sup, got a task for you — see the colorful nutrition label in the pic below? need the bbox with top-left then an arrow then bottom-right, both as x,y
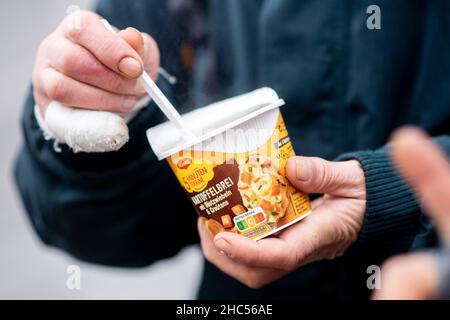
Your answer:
233,207 -> 266,232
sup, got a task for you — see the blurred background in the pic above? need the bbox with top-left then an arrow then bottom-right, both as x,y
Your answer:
0,0 -> 202,299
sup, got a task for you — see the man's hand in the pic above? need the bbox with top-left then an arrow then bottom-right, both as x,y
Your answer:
373,127 -> 450,300
32,10 -> 160,117
198,157 -> 366,289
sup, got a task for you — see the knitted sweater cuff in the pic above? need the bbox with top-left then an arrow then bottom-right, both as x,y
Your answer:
337,148 -> 421,253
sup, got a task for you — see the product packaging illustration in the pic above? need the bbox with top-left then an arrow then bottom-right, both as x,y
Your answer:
147,88 -> 311,240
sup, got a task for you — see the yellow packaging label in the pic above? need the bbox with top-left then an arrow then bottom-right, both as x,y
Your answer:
168,112 -> 311,240
177,161 -> 215,193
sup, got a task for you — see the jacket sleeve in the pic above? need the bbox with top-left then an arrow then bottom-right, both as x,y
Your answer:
338,136 -> 450,257
13,0 -> 198,268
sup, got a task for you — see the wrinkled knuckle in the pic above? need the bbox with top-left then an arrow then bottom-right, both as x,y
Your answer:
110,77 -> 132,95
59,51 -> 78,73
351,160 -> 365,184
65,11 -> 96,41
283,252 -> 297,271
313,158 -> 331,190
242,246 -> 262,266
123,96 -> 138,110
134,82 -> 146,96
99,43 -> 126,66
78,56 -> 104,80
242,252 -> 258,266
289,250 -> 303,270
109,79 -> 124,94
47,74 -> 66,101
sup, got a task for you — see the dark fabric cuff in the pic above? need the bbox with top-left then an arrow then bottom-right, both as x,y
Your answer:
337,148 -> 422,254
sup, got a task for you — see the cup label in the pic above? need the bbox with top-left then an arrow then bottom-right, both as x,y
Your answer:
168,112 -> 311,240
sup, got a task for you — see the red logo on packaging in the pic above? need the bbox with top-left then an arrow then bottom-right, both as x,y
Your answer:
177,158 -> 192,170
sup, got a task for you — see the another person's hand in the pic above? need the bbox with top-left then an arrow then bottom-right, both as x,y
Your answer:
198,157 -> 366,288
373,127 -> 450,300
32,10 -> 160,117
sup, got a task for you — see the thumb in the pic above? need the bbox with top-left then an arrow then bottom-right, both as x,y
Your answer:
286,156 -> 365,197
119,28 -> 160,81
372,253 -> 438,300
390,127 -> 450,243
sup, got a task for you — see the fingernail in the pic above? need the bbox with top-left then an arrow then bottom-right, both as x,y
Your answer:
126,27 -> 143,38
118,57 -> 142,78
126,27 -> 144,45
295,157 -> 312,181
215,238 -> 231,255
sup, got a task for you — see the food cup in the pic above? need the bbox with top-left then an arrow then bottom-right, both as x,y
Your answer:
147,88 -> 311,240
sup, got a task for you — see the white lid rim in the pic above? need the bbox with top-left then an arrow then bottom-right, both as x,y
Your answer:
149,99 -> 286,160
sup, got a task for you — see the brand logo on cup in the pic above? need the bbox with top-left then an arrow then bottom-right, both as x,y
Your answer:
177,158 -> 192,170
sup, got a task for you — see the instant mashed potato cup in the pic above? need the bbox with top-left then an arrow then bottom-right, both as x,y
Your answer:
147,88 -> 311,240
